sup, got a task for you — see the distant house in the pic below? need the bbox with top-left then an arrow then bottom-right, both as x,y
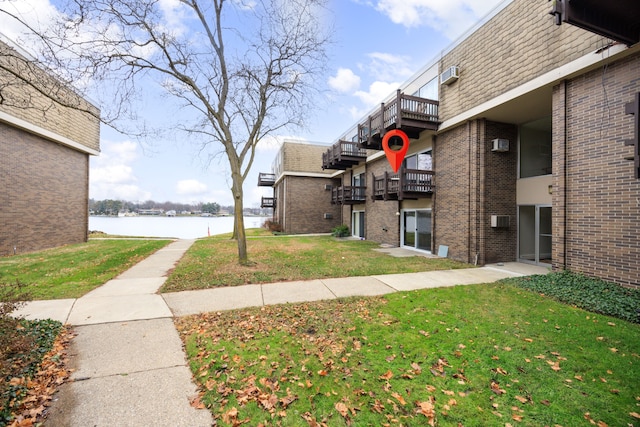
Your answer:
0,38 -> 100,255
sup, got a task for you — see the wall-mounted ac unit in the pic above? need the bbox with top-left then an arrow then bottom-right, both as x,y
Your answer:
491,138 -> 509,152
323,213 -> 333,219
491,215 -> 510,228
440,66 -> 459,85
324,184 -> 332,191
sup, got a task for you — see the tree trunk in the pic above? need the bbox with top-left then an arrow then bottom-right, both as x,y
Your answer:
230,169 -> 248,264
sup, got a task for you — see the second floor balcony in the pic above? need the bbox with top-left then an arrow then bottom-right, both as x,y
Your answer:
322,140 -> 367,170
358,89 -> 439,150
331,186 -> 367,205
258,173 -> 276,187
372,169 -> 434,201
260,197 -> 276,208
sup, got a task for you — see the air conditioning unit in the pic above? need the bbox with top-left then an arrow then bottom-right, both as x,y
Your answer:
323,213 -> 333,219
324,184 -> 332,191
491,138 -> 509,152
440,66 -> 459,85
491,215 -> 510,228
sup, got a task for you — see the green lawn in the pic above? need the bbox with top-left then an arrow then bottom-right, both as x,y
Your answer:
161,233 -> 470,292
176,282 -> 640,426
0,239 -> 171,300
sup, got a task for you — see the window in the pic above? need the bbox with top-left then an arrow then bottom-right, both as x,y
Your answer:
413,77 -> 438,101
404,150 -> 432,170
519,117 -> 552,178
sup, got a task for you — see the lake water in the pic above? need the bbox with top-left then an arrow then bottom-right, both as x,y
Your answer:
89,215 -> 267,239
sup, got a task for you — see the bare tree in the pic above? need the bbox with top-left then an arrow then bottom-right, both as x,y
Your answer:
0,0 -> 330,264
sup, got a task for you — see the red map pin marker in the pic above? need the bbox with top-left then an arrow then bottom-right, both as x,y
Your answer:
382,129 -> 410,173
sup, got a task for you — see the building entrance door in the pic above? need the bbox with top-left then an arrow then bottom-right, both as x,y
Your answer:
518,205 -> 552,264
402,210 -> 431,252
352,211 -> 364,238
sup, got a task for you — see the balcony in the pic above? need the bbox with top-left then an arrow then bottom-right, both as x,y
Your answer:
372,169 -> 434,201
331,186 -> 367,205
258,173 -> 276,187
358,89 -> 439,150
260,197 -> 276,208
322,140 -> 368,170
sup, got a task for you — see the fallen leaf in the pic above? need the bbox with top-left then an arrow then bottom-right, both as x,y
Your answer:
630,412 -> 640,419
379,370 -> 393,380
515,395 -> 528,404
391,392 -> 407,405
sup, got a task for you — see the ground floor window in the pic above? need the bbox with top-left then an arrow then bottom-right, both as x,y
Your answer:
518,205 -> 552,264
352,211 -> 365,238
401,209 -> 431,252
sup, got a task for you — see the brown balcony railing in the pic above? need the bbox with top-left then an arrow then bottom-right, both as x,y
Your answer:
372,169 -> 434,200
358,89 -> 439,149
260,197 -> 276,208
322,140 -> 367,170
331,186 -> 367,205
258,173 -> 276,186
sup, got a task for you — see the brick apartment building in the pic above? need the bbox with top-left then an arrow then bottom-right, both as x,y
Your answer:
0,38 -> 100,255
260,0 -> 639,287
259,141 -> 341,234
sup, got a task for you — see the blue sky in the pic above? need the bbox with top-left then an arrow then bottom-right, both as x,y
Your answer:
1,0 -> 506,208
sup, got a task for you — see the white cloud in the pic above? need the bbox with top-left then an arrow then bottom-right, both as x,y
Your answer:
90,140 -> 152,201
354,80 -> 400,108
365,52 -> 413,82
328,68 -> 361,93
373,0 -> 505,39
176,179 -> 208,195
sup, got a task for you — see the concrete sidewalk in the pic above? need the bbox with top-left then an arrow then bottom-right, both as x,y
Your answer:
13,240 -> 549,427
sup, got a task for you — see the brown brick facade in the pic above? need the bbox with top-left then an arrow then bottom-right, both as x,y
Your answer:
273,175 -> 341,234
439,0 -> 607,122
366,158 -> 400,246
552,53 -> 640,287
0,123 -> 89,255
0,40 -> 100,151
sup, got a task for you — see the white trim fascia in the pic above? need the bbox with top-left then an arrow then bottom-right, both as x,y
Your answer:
438,43 -> 634,132
274,170 -> 337,185
0,110 -> 100,156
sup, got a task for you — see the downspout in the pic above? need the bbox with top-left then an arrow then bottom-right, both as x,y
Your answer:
467,121 -> 472,263
563,80 -> 568,271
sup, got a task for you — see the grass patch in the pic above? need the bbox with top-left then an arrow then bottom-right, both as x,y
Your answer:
0,239 -> 171,300
162,234 -> 469,292
176,283 -> 640,426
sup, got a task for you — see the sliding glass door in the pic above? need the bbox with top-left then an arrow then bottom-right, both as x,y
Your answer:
402,210 -> 432,252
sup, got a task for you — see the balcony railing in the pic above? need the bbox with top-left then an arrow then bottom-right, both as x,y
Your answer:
372,169 -> 434,200
258,173 -> 276,187
331,186 -> 367,205
358,89 -> 439,149
260,197 -> 276,208
322,140 -> 367,170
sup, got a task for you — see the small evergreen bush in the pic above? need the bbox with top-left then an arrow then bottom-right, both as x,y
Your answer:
331,224 -> 350,237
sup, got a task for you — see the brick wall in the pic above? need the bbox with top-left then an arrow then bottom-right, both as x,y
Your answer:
433,119 -> 517,264
282,143 -> 330,174
554,52 -> 640,287
0,40 -> 100,151
280,176 -> 340,234
433,124 -> 471,261
367,158 -> 400,246
439,0 -> 607,122
482,121 -> 518,264
0,123 -> 89,255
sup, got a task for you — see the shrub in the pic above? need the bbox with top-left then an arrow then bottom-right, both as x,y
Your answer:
262,220 -> 282,233
504,270 -> 640,323
331,224 -> 350,237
